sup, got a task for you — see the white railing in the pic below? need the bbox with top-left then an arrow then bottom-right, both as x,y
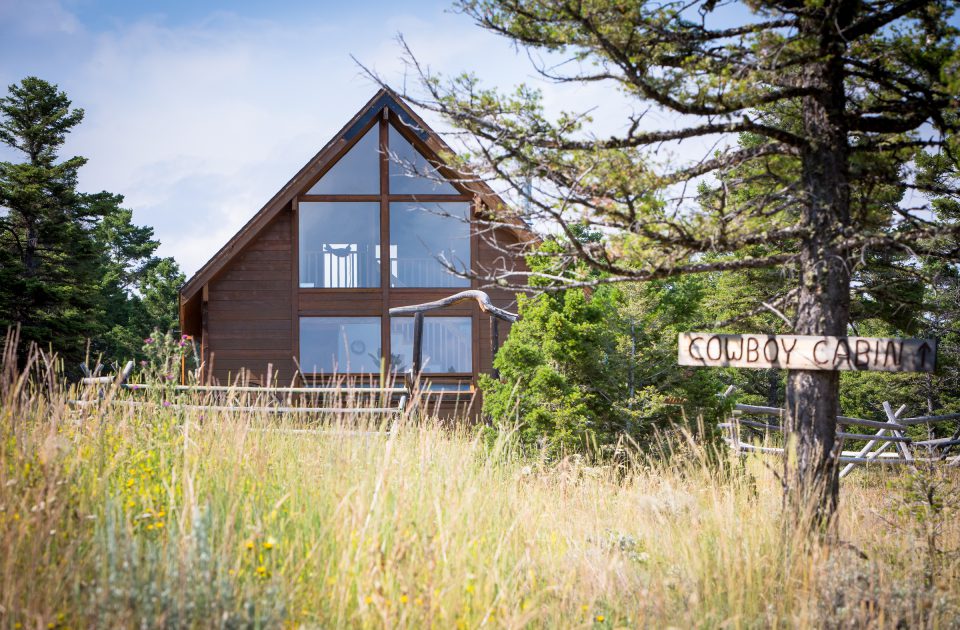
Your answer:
300,251 -> 467,289
392,318 -> 471,373
393,257 -> 469,288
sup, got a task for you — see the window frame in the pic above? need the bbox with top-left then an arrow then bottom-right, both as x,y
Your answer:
293,114 -> 480,378
389,315 -> 474,376
298,316 -> 383,375
297,201 -> 382,289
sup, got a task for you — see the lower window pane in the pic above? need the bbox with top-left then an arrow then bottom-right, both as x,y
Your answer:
300,317 -> 381,374
390,317 -> 472,374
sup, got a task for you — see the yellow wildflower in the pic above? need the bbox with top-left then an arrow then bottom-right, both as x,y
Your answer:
400,595 -> 408,604
245,540 -> 254,551
264,536 -> 276,550
595,615 -> 605,622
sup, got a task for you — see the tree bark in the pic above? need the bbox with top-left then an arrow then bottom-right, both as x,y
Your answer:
783,14 -> 852,527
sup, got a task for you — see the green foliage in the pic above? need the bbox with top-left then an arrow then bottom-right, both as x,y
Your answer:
424,3 -> 960,469
136,329 -> 197,387
481,237 -> 728,456
480,282 -> 629,456
0,77 -> 184,369
0,77 -> 101,362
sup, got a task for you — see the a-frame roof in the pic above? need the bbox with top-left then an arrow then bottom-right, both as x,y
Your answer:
180,87 -> 526,302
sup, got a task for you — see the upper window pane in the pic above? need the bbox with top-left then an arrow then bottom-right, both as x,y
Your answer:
388,125 -> 458,195
300,317 -> 381,374
390,202 -> 470,288
308,125 -> 380,194
299,202 -> 380,288
390,316 -> 472,374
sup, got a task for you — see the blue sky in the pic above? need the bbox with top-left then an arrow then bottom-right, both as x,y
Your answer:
8,1 -> 944,278
4,0 -> 625,276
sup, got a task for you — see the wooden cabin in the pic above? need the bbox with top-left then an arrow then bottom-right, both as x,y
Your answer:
178,89 -> 529,412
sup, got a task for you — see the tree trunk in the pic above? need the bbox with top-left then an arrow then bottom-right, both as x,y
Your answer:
766,369 -> 780,408
782,29 -> 851,527
24,222 -> 38,277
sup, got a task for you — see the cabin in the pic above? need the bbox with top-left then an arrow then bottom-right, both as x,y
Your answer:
178,89 -> 529,412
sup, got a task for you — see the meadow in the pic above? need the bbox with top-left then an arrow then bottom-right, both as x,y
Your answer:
2,345 -> 959,628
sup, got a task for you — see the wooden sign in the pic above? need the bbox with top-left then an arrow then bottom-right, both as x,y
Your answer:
678,333 -> 936,372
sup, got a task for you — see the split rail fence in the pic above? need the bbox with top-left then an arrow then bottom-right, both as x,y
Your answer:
73,290 -> 520,430
75,360 -> 408,434
719,387 -> 960,476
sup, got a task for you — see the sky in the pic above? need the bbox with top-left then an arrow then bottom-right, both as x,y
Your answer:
14,0 -> 937,280
2,0 -> 654,278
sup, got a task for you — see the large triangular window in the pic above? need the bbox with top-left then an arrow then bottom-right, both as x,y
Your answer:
307,125 -> 380,194
294,99 -> 483,376
388,125 -> 459,195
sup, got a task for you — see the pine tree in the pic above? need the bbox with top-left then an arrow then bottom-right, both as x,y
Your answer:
0,77 -> 102,362
0,77 -> 186,368
397,0 -> 960,524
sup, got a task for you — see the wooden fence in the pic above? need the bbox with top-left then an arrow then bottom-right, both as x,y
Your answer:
719,388 -> 960,476
76,361 -> 409,431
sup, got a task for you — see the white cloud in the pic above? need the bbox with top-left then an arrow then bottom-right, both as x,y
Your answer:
0,0 -> 81,35
3,3 -> 732,277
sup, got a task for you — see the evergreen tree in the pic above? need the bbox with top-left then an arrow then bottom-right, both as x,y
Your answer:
0,77 -> 185,367
0,77 -> 102,362
482,275 -> 630,456
482,233 -> 727,456
400,0 -> 959,524
89,192 -> 184,363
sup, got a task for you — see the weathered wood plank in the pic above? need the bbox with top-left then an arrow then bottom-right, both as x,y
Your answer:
124,384 -> 406,394
208,337 -> 292,351
299,293 -> 382,315
733,403 -> 908,430
209,319 -> 292,334
233,249 -> 290,263
212,280 -> 294,292
679,333 -> 936,372
216,263 -> 291,277
388,290 -> 519,322
209,289 -> 292,302
212,349 -> 296,360
206,311 -> 291,322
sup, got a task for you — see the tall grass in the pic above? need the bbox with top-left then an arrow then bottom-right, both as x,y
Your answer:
1,340 -> 959,628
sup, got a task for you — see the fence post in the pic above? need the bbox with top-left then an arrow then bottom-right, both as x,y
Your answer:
490,316 -> 500,380
412,312 -> 424,379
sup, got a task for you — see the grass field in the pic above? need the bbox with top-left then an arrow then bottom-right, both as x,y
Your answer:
2,350 -> 959,628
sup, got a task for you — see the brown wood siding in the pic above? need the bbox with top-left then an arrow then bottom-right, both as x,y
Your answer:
198,212 -> 525,416
300,291 -> 382,315
183,91 -> 534,417
476,226 -> 527,377
469,226 -> 529,417
206,210 -> 294,384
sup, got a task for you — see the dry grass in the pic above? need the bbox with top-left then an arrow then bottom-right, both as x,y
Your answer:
1,348 -> 959,628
